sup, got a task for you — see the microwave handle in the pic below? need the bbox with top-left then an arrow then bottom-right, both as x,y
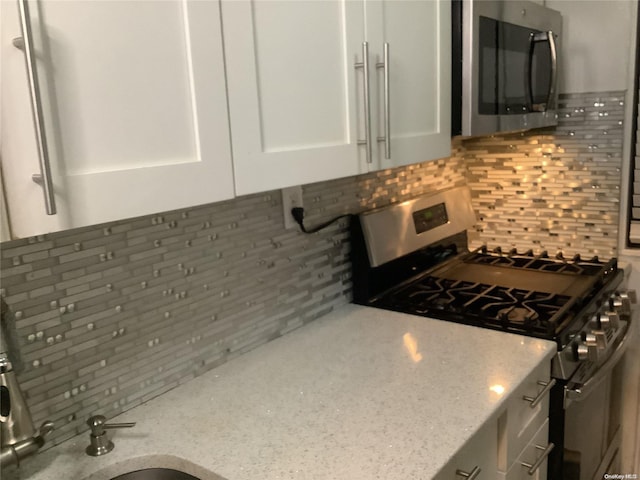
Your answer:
547,31 -> 558,110
527,31 -> 558,112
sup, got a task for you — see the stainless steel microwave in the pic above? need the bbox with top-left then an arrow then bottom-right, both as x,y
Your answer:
452,0 -> 562,137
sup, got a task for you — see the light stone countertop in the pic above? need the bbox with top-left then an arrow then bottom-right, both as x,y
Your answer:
7,304 -> 556,480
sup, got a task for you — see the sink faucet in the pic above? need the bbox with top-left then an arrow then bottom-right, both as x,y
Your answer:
86,415 -> 136,456
0,417 -> 54,468
1,298 -> 54,468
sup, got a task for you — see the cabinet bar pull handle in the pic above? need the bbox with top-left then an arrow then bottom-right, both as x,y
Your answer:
376,42 -> 390,159
13,0 -> 57,215
522,378 -> 556,408
521,443 -> 554,475
355,42 -> 372,164
455,466 -> 481,479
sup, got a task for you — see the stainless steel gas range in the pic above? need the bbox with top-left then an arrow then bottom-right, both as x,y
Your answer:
351,186 -> 637,480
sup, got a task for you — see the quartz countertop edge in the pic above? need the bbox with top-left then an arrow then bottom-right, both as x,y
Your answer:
9,304 -> 556,480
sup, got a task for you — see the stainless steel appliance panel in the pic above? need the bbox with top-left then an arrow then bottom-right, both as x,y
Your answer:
458,0 -> 562,136
359,186 -> 476,267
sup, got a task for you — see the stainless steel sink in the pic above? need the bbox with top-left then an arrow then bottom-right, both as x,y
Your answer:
111,468 -> 201,480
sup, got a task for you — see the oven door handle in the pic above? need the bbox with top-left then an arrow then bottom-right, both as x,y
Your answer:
565,321 -> 634,405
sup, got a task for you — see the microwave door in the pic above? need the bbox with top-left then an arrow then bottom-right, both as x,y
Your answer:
479,17 -> 534,116
459,0 -> 562,137
467,12 -> 560,136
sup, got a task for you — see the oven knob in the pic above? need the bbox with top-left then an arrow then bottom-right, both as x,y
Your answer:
575,342 -> 598,361
621,290 -> 638,304
599,311 -> 620,330
591,330 -> 608,349
584,332 -> 597,347
575,333 -> 599,361
611,292 -> 634,316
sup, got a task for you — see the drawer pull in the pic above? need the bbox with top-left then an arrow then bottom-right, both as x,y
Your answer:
455,466 -> 481,479
522,379 -> 556,408
521,443 -> 554,475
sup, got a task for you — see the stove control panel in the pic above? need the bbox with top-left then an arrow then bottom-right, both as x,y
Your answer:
564,289 -> 637,407
412,202 -> 449,234
573,289 -> 636,363
555,287 -> 636,377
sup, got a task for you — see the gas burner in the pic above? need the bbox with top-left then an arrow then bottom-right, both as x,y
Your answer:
380,277 -> 574,337
407,278 -> 477,312
498,306 -> 539,324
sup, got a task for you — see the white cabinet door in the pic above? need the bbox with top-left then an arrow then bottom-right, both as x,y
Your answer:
365,0 -> 451,170
222,0 -> 365,196
1,0 -> 233,238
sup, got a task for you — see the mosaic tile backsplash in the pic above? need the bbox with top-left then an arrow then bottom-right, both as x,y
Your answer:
0,159 -> 466,447
0,90 -> 625,450
464,91 -> 625,258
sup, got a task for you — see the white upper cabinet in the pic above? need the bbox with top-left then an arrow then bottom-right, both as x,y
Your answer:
223,0 -> 451,196
222,0 -> 365,195
1,0 -> 451,238
1,0 -> 233,238
366,0 -> 452,169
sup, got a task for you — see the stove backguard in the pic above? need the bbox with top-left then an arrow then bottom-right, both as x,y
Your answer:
350,213 -> 465,304
358,186 -> 477,267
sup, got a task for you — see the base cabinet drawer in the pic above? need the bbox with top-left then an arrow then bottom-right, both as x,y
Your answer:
499,418 -> 551,480
434,419 -> 498,480
501,361 -> 552,469
433,357 -> 554,480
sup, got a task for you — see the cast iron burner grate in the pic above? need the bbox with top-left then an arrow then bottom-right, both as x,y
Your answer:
464,248 -> 606,276
379,276 -> 572,337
